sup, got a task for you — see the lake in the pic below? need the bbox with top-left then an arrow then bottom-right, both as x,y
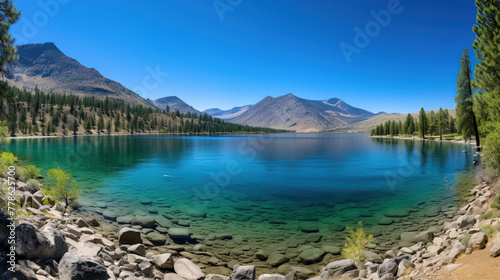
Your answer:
5,133 -> 477,269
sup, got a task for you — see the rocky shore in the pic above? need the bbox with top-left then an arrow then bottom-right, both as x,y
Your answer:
1,172 -> 498,279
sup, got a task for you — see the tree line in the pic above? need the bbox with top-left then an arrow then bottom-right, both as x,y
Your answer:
371,108 -> 457,140
372,0 -> 500,172
0,84 -> 284,136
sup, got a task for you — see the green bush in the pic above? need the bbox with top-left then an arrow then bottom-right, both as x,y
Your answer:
483,129 -> 500,173
43,167 -> 80,210
23,165 -> 41,181
491,195 -> 500,210
26,179 -> 41,193
342,222 -> 373,267
481,224 -> 497,237
0,152 -> 17,166
461,234 -> 472,247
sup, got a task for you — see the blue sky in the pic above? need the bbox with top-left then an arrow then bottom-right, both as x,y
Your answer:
10,0 -> 477,113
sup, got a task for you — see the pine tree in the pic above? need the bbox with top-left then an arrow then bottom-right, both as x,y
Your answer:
73,119 -> 78,135
472,0 -> 500,135
437,108 -> 448,140
0,1 -> 19,78
455,48 -> 481,145
419,108 -> 428,139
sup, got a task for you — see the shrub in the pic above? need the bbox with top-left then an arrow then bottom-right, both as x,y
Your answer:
483,129 -> 500,173
43,167 -> 80,210
461,234 -> 472,247
491,195 -> 500,210
481,224 -> 496,237
342,222 -> 373,267
23,165 -> 41,181
0,152 -> 17,166
26,179 -> 41,193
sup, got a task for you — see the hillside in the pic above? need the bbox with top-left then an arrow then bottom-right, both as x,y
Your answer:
7,42 -> 151,106
147,96 -> 200,114
231,93 -> 375,132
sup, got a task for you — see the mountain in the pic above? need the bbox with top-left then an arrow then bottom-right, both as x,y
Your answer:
231,93 -> 375,132
203,105 -> 252,120
7,42 -> 150,106
147,96 -> 201,114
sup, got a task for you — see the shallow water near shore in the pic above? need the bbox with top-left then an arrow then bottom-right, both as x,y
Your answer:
5,133 -> 477,269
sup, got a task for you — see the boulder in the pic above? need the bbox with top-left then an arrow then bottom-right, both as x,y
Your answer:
457,215 -> 476,228
489,233 -> 500,257
0,218 -> 12,244
468,232 -> 487,250
259,274 -> 286,280
59,252 -> 108,280
206,274 -> 230,280
146,231 -> 167,245
278,265 -> 315,279
168,228 -> 192,240
377,259 -> 398,278
2,265 -> 38,280
298,248 -> 325,264
230,265 -> 256,280
153,253 -> 174,269
116,215 -> 134,224
267,253 -> 289,267
396,259 -> 414,277
165,273 -> 188,280
363,251 -> 383,264
449,241 -> 466,261
321,245 -> 341,255
399,231 -> 433,243
14,223 -> 68,261
128,244 -> 146,256
319,259 -> 357,280
118,227 -> 142,245
132,215 -> 156,228
139,260 -> 154,277
174,258 -> 205,280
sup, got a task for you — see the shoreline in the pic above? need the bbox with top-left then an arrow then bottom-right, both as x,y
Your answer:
1,168 -> 489,279
371,135 -> 478,146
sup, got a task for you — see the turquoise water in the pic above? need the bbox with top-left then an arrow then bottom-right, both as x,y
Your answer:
5,134 -> 476,257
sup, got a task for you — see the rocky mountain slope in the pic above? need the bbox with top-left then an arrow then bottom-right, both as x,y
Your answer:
147,96 -> 201,114
231,93 -> 375,132
203,105 -> 252,120
7,42 -> 150,106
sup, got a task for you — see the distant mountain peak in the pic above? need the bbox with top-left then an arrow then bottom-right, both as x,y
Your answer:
231,93 -> 374,132
148,96 -> 200,114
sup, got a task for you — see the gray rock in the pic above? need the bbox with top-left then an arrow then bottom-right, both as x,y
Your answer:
377,259 -> 398,277
168,228 -> 192,240
0,218 -> 12,245
116,215 -> 134,224
128,244 -> 146,256
255,250 -> 268,261
319,259 -> 357,280
2,265 -> 38,280
147,231 -> 167,245
468,232 -> 488,250
132,215 -> 156,228
102,210 -> 118,221
165,273 -> 188,280
14,223 -> 68,261
380,274 -> 395,280
378,217 -> 394,225
396,259 -> 414,277
321,245 -> 341,255
230,265 -> 256,280
59,252 -> 108,280
457,215 -> 476,228
183,207 -> 207,218
449,241 -> 466,261
298,223 -> 319,233
267,253 -> 289,267
174,258 -> 205,280
400,231 -> 434,243
259,274 -> 285,280
139,260 -> 154,277
118,227 -> 142,245
153,253 -> 174,269
363,251 -> 382,264
489,233 -> 500,257
156,216 -> 174,228
206,274 -> 230,280
298,248 -> 325,264
424,206 -> 440,217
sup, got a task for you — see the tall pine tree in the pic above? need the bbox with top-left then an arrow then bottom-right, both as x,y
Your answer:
455,48 -> 480,146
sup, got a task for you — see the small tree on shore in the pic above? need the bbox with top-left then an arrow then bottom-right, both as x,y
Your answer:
342,222 -> 373,267
44,167 -> 80,210
419,108 -> 428,139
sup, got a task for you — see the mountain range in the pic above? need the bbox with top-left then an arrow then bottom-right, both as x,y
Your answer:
6,42 -> 404,132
